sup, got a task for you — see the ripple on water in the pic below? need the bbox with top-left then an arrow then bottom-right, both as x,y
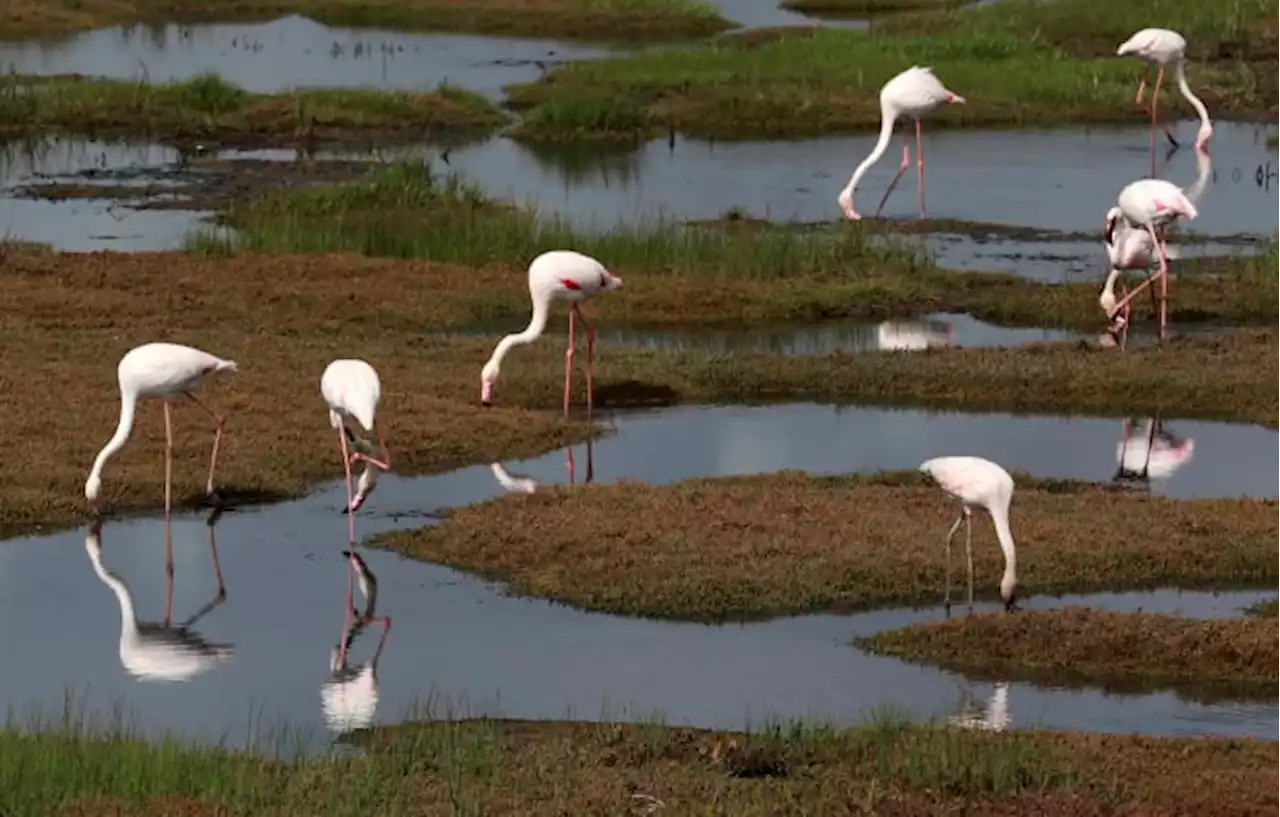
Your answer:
0,404 -> 1273,747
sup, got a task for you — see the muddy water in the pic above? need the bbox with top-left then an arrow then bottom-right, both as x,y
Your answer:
0,405 -> 1274,746
0,16 -> 618,100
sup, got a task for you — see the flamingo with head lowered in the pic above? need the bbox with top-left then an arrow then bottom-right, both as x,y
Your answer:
1117,28 -> 1213,154
837,66 -> 965,221
85,342 -> 237,522
480,251 -> 622,417
919,456 -> 1019,614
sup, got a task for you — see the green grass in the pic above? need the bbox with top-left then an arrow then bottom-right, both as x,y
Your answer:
0,0 -> 733,42
1245,598 -> 1278,617
503,0 -> 1274,140
0,72 -> 506,145
783,0 -> 975,18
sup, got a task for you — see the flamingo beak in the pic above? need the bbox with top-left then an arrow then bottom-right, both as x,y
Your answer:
481,380 -> 494,407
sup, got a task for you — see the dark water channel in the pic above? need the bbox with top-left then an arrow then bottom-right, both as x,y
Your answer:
0,404 -> 1273,747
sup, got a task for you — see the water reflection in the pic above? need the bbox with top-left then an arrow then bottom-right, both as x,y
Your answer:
493,440 -> 596,492
947,681 -> 1011,732
1114,417 -> 1196,488
84,512 -> 233,682
876,320 -> 955,351
323,550 -> 391,734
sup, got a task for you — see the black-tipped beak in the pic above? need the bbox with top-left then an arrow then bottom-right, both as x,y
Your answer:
481,400 -> 492,408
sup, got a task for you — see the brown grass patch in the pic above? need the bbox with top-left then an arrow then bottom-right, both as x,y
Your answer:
0,0 -> 732,41
861,608 -> 1278,702
371,471 -> 1277,620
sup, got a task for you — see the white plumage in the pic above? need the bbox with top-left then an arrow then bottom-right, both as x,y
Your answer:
1116,27 -> 1213,150
919,456 -> 1019,611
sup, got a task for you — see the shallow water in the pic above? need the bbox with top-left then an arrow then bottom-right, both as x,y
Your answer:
0,16 -> 617,100
0,404 -> 1274,746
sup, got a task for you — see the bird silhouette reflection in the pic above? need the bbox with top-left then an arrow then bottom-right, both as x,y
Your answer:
83,509 -> 233,682
947,681 -> 1011,732
1114,416 -> 1195,489
324,549 -> 391,734
490,440 -> 595,494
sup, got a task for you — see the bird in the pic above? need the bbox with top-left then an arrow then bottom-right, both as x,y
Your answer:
491,463 -> 539,494
947,682 -> 1011,732
320,359 -> 392,530
480,250 -> 623,417
323,548 -> 391,729
837,66 -> 965,221
1117,28 -> 1213,155
1100,170 -> 1200,345
85,343 -> 237,520
84,516 -> 233,683
1100,147 -> 1210,347
919,456 -> 1018,613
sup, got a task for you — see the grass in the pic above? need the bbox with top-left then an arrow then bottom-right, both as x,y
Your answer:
1245,598 -> 1278,617
2,714 -> 1276,815
194,163 -> 1280,330
504,0 -> 1274,140
860,608 -> 1278,702
0,72 -> 506,147
370,471 -> 1278,621
0,0 -> 733,41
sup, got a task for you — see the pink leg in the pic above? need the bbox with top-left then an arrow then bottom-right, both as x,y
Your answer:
349,436 -> 391,472
573,305 -> 596,419
1151,226 -> 1170,343
1134,64 -> 1150,105
564,308 -> 576,417
915,118 -> 926,220
163,400 -> 174,521
873,134 -> 911,218
566,445 -> 576,484
184,392 -> 226,499
163,516 -> 174,627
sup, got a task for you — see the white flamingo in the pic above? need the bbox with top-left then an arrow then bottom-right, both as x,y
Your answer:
1101,169 -> 1200,345
322,549 -> 391,730
837,66 -> 965,221
1100,147 -> 1211,346
84,516 -> 233,683
1117,28 -> 1213,152
85,342 -> 237,523
919,456 -> 1019,612
481,250 -> 623,416
320,360 -> 392,528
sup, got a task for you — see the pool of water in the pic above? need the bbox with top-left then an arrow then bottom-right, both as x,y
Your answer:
0,404 -> 1273,747
0,16 -> 619,100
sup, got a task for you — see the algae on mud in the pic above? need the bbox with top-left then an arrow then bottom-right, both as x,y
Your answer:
0,0 -> 732,41
371,471 -> 1278,620
860,607 -> 1278,703
505,0 -> 1274,140
0,73 -> 505,146
4,717 -> 1276,816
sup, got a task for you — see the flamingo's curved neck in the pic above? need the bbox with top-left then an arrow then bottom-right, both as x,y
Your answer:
487,292 -> 551,370
841,103 -> 899,197
1185,143 -> 1212,205
88,388 -> 138,489
87,549 -> 141,649
990,502 -> 1018,596
1173,61 -> 1211,135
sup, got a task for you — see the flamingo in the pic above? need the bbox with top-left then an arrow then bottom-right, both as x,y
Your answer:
85,342 -> 237,524
325,549 -> 391,710
1117,28 -> 1213,154
837,66 -> 965,221
1101,169 -> 1200,345
321,359 -> 392,635
84,514 -> 233,682
919,456 -> 1018,613
1100,147 -> 1210,347
480,250 -> 623,416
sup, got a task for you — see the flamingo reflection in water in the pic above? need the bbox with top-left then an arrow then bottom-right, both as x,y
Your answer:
83,510 -> 233,682
1114,417 -> 1195,489
323,549 -> 391,734
490,440 -> 595,494
876,320 -> 955,351
947,681 -> 1011,732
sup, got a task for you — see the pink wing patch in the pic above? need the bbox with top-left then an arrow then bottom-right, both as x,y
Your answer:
560,278 -> 583,291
